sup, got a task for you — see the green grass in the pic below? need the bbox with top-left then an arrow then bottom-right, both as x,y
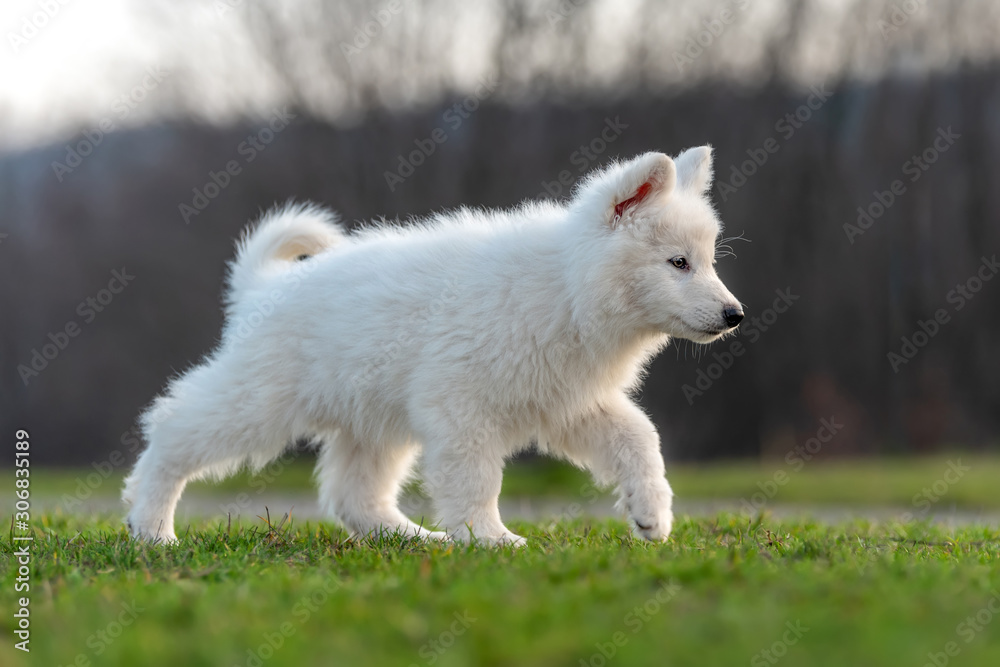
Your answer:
671,455 -> 998,508
24,452 -> 1000,509
3,513 -> 1000,666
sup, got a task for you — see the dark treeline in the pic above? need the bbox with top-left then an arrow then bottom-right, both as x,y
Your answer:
3,63 -> 999,465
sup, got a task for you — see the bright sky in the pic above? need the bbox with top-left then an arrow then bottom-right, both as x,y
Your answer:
0,0 -> 285,149
0,0 -> 992,151
0,0 -> 155,146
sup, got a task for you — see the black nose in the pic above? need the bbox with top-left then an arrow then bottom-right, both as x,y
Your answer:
723,306 -> 744,328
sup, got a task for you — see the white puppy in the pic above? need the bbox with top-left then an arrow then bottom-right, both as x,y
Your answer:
122,147 -> 743,545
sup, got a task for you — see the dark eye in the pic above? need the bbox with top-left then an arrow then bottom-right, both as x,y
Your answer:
669,256 -> 689,270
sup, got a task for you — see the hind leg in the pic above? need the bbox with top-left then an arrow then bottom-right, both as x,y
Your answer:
315,432 -> 447,541
123,369 -> 291,543
123,434 -> 213,544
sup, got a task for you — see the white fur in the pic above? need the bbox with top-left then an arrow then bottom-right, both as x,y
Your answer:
122,147 -> 742,546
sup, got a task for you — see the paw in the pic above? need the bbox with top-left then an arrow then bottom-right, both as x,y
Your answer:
618,479 -> 673,542
347,518 -> 453,544
416,529 -> 452,543
631,515 -> 672,541
126,517 -> 177,544
627,506 -> 673,542
450,529 -> 526,548
129,528 -> 178,545
492,531 -> 527,548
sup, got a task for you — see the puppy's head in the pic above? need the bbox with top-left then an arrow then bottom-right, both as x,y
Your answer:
574,147 -> 743,343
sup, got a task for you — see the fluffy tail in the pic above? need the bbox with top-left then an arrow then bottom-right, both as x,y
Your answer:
226,202 -> 347,311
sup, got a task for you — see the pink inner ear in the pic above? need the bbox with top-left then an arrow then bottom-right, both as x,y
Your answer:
613,182 -> 653,221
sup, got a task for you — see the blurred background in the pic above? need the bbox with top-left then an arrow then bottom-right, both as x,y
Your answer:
2,0 -> 998,467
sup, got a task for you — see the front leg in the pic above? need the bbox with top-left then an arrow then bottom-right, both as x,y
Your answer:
422,435 -> 526,547
558,396 -> 674,541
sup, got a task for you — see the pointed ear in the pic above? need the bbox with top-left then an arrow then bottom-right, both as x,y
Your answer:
610,153 -> 676,228
674,146 -> 714,193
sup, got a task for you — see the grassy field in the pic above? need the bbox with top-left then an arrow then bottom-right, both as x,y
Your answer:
2,514 -> 1000,666
6,455 -> 1000,666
